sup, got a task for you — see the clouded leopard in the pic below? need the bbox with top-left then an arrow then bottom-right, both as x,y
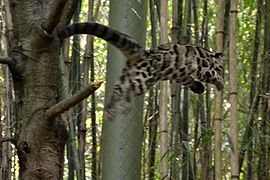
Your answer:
59,22 -> 224,119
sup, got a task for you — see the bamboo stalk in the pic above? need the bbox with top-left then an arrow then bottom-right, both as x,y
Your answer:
214,0 -> 225,179
229,0 -> 239,179
159,0 -> 169,179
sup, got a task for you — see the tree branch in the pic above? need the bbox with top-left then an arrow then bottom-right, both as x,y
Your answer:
0,56 -> 14,66
41,0 -> 69,35
45,81 -> 103,121
63,0 -> 81,25
259,94 -> 270,99
0,137 -> 15,144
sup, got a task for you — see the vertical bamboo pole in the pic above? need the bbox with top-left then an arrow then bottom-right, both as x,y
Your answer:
159,0 -> 169,179
101,1 -> 147,179
148,0 -> 158,179
229,0 -> 239,179
170,0 -> 181,179
214,0 -> 225,179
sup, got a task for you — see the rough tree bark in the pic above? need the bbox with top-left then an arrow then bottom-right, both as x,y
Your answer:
1,1 -> 101,179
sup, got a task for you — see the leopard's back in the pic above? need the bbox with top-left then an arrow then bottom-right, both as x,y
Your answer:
126,44 -> 223,92
151,44 -> 223,90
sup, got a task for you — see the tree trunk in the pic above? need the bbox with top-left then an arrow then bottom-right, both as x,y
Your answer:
1,4 -> 13,178
101,0 -> 147,179
1,68 -> 13,180
9,3 -> 65,179
4,1 -> 99,179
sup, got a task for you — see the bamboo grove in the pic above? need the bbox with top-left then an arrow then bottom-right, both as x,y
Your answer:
0,0 -> 269,179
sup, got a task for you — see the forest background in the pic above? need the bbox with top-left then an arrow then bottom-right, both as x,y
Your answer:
0,0 -> 269,179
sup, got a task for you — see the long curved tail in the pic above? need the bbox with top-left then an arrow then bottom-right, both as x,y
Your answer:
58,22 -> 143,59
